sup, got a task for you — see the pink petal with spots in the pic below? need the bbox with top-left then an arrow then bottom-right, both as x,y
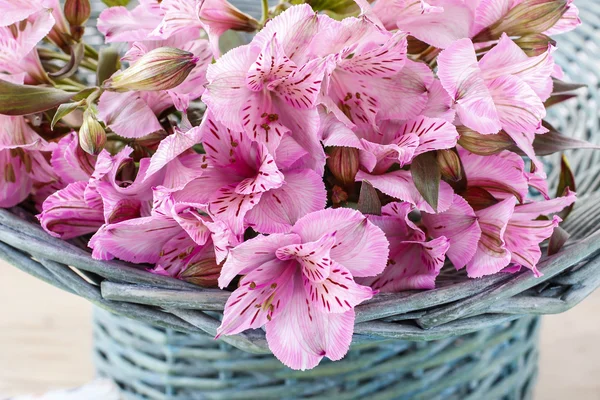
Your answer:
357,170 -> 454,214
208,184 -> 262,240
37,182 -> 104,239
303,262 -> 374,313
292,208 -> 389,278
246,36 -> 296,91
459,148 -> 528,203
398,115 -> 459,158
466,196 -> 515,278
270,57 -> 326,110
438,38 -> 502,134
265,273 -> 356,370
219,233 -> 301,288
246,169 -> 327,234
217,259 -> 296,336
421,195 -> 481,270
277,232 -> 336,282
0,150 -> 32,208
235,144 -> 284,195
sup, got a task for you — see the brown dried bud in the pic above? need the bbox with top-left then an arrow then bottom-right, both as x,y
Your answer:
514,34 -> 556,57
457,127 -> 514,156
437,149 -> 463,182
79,110 -> 106,155
327,146 -> 359,186
103,47 -> 198,92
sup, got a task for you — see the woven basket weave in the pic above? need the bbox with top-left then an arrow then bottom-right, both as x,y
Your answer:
1,0 -> 599,398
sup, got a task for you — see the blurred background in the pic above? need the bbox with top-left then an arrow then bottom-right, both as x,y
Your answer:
2,260 -> 600,399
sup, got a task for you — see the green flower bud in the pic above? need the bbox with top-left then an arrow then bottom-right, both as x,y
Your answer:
103,47 -> 198,92
326,146 -> 359,187
79,110 -> 106,155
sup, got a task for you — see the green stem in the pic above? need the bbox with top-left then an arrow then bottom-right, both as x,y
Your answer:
261,0 -> 270,24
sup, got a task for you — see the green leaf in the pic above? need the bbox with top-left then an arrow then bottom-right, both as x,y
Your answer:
547,225 -> 570,256
457,127 -> 514,156
511,122 -> 600,156
96,47 -> 120,86
0,80 -> 75,116
357,181 -> 381,216
556,154 -> 576,221
48,42 -> 85,81
552,79 -> 586,95
544,93 -> 578,108
51,101 -> 83,129
102,0 -> 130,6
411,152 -> 440,212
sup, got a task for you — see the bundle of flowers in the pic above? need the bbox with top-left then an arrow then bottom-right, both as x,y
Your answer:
0,0 -> 593,370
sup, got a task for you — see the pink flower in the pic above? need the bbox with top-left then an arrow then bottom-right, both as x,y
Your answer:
203,6 -> 328,159
321,113 -> 458,213
97,0 -> 164,43
0,0 -> 54,27
358,202 -> 450,292
89,188 -> 234,278
153,0 -> 259,56
437,33 -> 554,173
217,207 -> 389,370
50,133 -> 96,185
151,112 -> 327,240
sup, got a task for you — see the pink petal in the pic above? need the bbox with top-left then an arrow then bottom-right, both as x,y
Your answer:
0,150 -> 32,208
480,33 -> 554,101
252,4 -> 319,65
208,185 -> 262,240
438,38 -> 502,134
94,181 -> 143,224
292,208 -> 389,278
277,232 -> 336,282
50,133 -> 95,184
398,115 -> 459,158
459,148 -> 529,203
337,31 -> 407,78
98,91 -> 164,139
466,197 -> 515,278
239,91 -> 290,153
0,0 -> 52,26
203,45 -> 257,133
219,233 -> 301,288
422,79 -> 456,122
303,262 -> 374,313
544,2 -> 580,35
235,144 -> 284,195
217,259 -> 296,336
152,0 -> 202,39
359,135 -> 419,173
146,127 -> 204,178
37,181 -> 104,239
469,0 -> 512,37
270,57 -> 326,110
513,189 -> 577,219
265,273 -> 355,370
89,216 -> 181,263
246,169 -> 327,234
421,195 -> 481,269
97,2 -> 163,43
360,237 -> 449,292
246,36 -> 296,91
357,170 -> 454,214
274,135 -> 309,170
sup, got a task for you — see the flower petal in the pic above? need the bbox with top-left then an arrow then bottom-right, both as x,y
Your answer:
398,115 -> 459,157
97,2 -> 163,43
277,232 -> 336,282
292,208 -> 389,277
208,184 -> 262,240
422,79 -> 456,122
97,91 -> 163,139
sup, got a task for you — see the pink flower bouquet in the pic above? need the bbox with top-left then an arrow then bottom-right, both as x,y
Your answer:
0,0 -> 594,371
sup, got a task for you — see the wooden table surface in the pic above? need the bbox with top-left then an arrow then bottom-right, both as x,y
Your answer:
2,261 -> 600,398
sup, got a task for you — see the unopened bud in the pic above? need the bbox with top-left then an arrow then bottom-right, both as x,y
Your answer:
327,146 -> 359,186
457,127 -> 514,156
103,47 -> 198,92
79,110 -> 106,155
476,0 -> 569,42
180,258 -> 222,288
514,34 -> 556,56
199,0 -> 260,33
437,149 -> 463,182
64,0 -> 91,38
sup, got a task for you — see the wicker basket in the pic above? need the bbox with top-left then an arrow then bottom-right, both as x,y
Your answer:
1,0 -> 600,399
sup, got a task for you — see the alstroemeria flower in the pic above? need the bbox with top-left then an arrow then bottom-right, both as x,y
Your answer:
217,207 -> 389,370
156,113 -> 327,240
89,188 -> 234,282
152,0 -> 260,56
359,202 -> 450,292
438,33 -> 554,174
50,132 -> 96,185
0,0 -> 54,27
203,6 -> 328,155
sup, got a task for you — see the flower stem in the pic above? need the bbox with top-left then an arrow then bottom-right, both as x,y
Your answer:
261,0 -> 270,24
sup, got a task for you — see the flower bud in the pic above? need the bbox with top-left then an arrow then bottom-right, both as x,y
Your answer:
514,34 -> 556,57
199,0 -> 260,33
457,127 -> 514,156
103,47 -> 198,92
64,0 -> 91,34
327,146 -> 359,186
79,110 -> 106,155
476,0 -> 569,42
437,149 -> 463,182
180,257 -> 222,288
